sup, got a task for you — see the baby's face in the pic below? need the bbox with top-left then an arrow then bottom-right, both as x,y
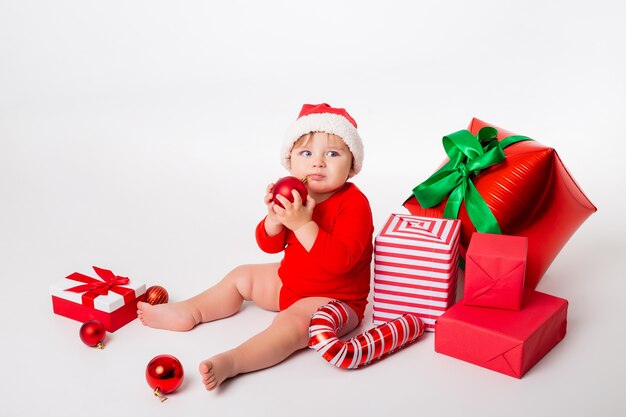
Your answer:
289,132 -> 354,202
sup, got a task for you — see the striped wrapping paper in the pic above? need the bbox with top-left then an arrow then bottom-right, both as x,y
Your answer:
373,214 -> 461,332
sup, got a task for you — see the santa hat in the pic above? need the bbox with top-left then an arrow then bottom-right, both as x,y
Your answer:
282,103 -> 364,175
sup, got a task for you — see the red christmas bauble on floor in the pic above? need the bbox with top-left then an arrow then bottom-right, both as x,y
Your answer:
145,285 -> 169,305
271,176 -> 308,208
146,354 -> 184,401
79,320 -> 106,349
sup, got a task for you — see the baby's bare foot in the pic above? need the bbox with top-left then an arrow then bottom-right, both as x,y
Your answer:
199,353 -> 236,391
137,301 -> 200,331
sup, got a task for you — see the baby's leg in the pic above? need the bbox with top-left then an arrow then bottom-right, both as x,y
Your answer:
138,263 -> 281,331
199,297 -> 359,390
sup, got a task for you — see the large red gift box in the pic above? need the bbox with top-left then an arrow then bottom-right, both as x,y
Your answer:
434,289 -> 568,378
404,118 -> 596,289
50,266 -> 146,332
373,214 -> 461,331
464,232 -> 527,310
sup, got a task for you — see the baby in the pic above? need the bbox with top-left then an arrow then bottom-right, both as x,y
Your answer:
138,103 -> 374,390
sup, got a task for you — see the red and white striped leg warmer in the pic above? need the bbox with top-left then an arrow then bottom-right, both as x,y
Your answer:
308,300 -> 425,369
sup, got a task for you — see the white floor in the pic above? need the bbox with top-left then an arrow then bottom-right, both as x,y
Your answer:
1,1 -> 624,416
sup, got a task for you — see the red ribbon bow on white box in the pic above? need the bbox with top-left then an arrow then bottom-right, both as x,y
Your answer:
65,266 -> 135,308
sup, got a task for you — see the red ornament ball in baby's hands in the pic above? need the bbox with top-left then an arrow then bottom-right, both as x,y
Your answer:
271,176 -> 308,208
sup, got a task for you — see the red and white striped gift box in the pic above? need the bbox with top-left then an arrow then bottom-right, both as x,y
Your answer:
373,214 -> 461,332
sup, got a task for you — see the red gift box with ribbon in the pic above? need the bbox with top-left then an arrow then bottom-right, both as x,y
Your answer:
404,118 -> 596,289
50,266 -> 146,332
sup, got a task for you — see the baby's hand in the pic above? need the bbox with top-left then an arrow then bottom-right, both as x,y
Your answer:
264,183 -> 274,206
273,189 -> 316,231
263,183 -> 283,235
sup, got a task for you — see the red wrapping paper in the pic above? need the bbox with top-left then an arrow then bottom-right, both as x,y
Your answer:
404,118 -> 596,289
464,232 -> 527,310
434,289 -> 568,378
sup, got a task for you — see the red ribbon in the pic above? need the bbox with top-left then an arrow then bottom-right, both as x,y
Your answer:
65,266 -> 136,308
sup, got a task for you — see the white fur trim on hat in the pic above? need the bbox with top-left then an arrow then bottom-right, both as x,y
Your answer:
281,112 -> 364,175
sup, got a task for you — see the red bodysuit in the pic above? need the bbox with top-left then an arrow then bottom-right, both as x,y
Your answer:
255,182 -> 374,322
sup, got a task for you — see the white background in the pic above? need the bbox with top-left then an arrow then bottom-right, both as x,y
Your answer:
1,1 -> 624,416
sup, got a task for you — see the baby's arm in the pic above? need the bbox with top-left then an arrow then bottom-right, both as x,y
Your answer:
293,220 -> 318,252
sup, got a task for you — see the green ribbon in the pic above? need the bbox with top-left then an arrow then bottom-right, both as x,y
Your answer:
412,127 -> 533,234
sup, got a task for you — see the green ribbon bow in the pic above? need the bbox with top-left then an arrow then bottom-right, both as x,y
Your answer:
412,127 -> 532,234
